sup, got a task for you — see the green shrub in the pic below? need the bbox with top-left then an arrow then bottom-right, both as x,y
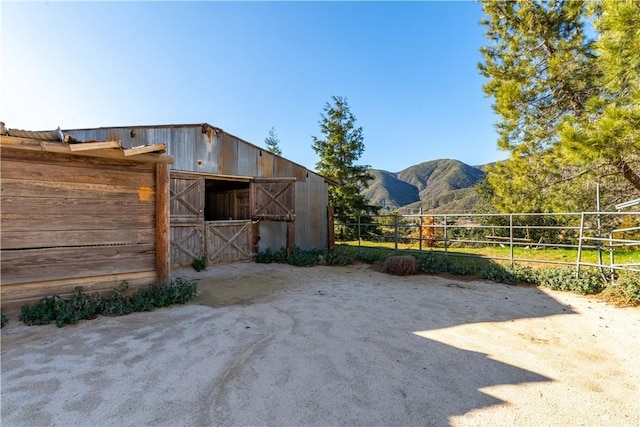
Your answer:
355,248 -> 390,264
324,251 -> 354,266
19,279 -> 198,328
479,263 -> 518,285
509,264 -> 538,284
255,248 -> 288,264
601,271 -> 640,306
535,268 -> 603,295
192,255 -> 207,272
1,312 -> 7,328
414,252 -> 448,274
287,248 -> 322,267
446,260 -> 479,276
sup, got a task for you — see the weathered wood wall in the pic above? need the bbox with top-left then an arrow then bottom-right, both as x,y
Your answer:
0,148 -> 166,310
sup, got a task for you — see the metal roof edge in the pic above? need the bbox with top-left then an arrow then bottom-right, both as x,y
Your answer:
63,122 -> 335,185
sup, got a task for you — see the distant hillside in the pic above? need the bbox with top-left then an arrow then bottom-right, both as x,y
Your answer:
362,159 -> 486,213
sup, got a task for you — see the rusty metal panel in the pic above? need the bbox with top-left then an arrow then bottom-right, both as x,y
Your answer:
258,221 -> 287,252
294,176 -> 329,250
273,156 -> 293,178
218,132 -> 238,176
237,141 -> 258,177
258,151 -> 274,178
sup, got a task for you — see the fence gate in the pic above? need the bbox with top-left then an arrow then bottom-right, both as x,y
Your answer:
205,221 -> 255,263
169,173 -> 204,266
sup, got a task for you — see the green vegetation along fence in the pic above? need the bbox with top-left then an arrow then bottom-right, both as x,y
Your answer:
336,211 -> 640,281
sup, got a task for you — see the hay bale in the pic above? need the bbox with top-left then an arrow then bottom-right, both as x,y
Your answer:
382,255 -> 419,276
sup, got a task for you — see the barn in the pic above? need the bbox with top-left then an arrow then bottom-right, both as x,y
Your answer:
0,126 -> 173,311
63,123 -> 333,267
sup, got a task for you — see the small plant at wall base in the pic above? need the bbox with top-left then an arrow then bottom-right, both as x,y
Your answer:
18,279 -> 198,328
192,255 -> 207,272
1,312 -> 7,328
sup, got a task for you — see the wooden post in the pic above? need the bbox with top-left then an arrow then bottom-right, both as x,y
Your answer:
327,206 -> 335,252
287,220 -> 295,256
156,163 -> 171,284
509,213 -> 514,268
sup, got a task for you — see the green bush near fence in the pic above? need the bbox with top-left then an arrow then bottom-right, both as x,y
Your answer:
255,247 -> 355,267
255,245 -> 638,306
19,279 -> 198,328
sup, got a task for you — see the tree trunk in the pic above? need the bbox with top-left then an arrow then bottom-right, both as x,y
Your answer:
617,158 -> 640,192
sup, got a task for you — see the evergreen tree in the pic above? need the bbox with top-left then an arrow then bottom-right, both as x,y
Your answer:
265,127 -> 282,156
478,0 -> 639,212
312,96 -> 379,238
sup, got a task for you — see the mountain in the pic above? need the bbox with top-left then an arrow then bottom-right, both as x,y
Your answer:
363,159 -> 486,213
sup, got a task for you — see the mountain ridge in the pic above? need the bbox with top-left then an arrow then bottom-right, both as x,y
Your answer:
363,159 -> 487,213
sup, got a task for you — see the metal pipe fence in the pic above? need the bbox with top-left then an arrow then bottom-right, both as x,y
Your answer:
335,211 -> 640,280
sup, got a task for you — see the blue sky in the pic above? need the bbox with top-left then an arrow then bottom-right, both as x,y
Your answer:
1,1 -> 506,172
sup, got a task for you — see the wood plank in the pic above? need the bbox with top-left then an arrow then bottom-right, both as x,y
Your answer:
68,140 -> 122,151
1,228 -> 155,250
2,213 -> 155,232
2,157 -> 156,186
1,178 -> 151,199
124,144 -> 166,156
1,196 -> 155,215
1,148 -> 157,170
156,163 -> 170,283
0,137 -> 172,164
1,244 -> 156,285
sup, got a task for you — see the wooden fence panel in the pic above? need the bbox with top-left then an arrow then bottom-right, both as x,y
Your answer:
170,223 -> 204,266
205,221 -> 254,263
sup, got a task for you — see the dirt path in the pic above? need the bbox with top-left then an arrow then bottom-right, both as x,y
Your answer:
2,263 -> 639,426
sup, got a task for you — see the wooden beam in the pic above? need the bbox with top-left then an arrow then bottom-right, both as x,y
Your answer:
156,162 -> 171,284
68,140 -> 122,151
0,136 -> 173,164
124,143 -> 167,156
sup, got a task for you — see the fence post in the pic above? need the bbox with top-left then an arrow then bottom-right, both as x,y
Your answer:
509,214 -> 514,267
358,214 -> 362,247
419,207 -> 423,252
394,214 -> 399,252
576,212 -> 585,277
609,232 -> 615,285
444,214 -> 448,258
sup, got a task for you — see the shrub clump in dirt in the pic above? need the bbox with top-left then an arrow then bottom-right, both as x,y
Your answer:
382,255 -> 420,276
600,271 -> 640,307
19,279 -> 198,328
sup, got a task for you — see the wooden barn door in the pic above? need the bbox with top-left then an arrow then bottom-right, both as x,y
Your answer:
169,173 -> 204,266
205,221 -> 255,263
251,178 -> 296,254
251,178 -> 295,221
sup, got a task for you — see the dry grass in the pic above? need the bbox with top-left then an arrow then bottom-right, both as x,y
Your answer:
382,255 -> 419,276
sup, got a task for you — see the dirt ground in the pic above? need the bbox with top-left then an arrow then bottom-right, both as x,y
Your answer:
2,262 -> 639,426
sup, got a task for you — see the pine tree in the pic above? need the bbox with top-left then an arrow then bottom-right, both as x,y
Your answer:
312,96 -> 379,238
478,0 -> 639,212
264,127 -> 282,156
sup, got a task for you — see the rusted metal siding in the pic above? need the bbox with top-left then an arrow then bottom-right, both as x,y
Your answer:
65,124 -> 329,250
258,221 -> 288,252
295,175 -> 329,250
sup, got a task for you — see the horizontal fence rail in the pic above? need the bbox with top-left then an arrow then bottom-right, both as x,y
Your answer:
335,211 -> 640,282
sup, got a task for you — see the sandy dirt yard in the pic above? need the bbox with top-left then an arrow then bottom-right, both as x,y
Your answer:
1,262 -> 639,427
